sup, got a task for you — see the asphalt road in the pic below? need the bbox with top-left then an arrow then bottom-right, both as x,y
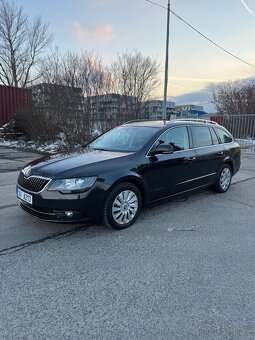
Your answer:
1,147 -> 255,339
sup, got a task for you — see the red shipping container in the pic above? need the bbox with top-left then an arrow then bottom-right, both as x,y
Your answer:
0,85 -> 31,127
210,115 -> 223,125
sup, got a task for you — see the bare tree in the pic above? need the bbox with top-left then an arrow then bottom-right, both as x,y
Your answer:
0,0 -> 53,87
111,50 -> 160,120
212,79 -> 255,115
16,49 -> 161,145
29,50 -> 113,145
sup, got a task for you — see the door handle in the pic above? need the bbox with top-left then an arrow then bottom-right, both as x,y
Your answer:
184,157 -> 196,162
217,151 -> 224,155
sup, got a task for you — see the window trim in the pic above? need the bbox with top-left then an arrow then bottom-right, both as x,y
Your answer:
146,124 -> 234,158
209,127 -> 220,145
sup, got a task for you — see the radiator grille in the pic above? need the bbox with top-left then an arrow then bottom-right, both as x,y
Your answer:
18,172 -> 50,193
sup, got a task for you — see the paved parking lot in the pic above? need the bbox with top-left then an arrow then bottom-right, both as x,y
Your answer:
1,147 -> 255,339
0,147 -> 41,172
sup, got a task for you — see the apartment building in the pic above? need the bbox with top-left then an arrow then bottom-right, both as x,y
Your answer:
175,104 -> 206,117
143,100 -> 176,120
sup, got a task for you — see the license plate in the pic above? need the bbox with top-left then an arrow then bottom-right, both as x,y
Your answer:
17,188 -> 33,205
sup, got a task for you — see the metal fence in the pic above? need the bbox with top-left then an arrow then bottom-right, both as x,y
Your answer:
211,114 -> 255,155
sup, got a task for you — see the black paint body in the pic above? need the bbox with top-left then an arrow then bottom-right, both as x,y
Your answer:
16,120 -> 241,223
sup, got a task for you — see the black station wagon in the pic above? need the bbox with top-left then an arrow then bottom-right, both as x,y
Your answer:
17,119 -> 241,229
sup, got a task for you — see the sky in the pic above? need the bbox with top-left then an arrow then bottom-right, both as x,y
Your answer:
16,0 -> 255,111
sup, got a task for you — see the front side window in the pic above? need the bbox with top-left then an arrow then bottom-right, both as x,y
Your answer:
214,128 -> 233,143
155,127 -> 190,151
192,126 -> 213,148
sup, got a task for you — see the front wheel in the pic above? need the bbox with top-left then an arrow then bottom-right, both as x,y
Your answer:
213,164 -> 232,193
103,182 -> 142,230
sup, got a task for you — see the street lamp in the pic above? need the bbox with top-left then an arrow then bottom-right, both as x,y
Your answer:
162,0 -> 170,120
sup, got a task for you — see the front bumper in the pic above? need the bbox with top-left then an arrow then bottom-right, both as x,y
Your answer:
18,200 -> 91,223
16,181 -> 108,223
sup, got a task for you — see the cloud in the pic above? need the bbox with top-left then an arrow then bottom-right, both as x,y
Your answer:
171,76 -> 225,83
94,24 -> 116,42
71,21 -> 88,43
171,76 -> 255,112
92,0 -> 114,6
71,22 -> 116,44
172,89 -> 211,104
240,0 -> 255,16
171,83 -> 185,89
171,88 -> 216,113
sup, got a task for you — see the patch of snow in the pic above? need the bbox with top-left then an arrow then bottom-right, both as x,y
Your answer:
0,138 -> 68,154
236,138 -> 255,146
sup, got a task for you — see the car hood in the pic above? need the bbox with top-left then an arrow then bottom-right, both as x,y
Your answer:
24,148 -> 135,179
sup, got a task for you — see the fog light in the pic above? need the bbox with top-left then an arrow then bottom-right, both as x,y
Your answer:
54,210 -> 82,219
65,211 -> 74,217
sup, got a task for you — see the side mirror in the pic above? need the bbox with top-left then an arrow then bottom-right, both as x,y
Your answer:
150,143 -> 174,156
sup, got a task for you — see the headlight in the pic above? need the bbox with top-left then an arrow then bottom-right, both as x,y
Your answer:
48,177 -> 97,193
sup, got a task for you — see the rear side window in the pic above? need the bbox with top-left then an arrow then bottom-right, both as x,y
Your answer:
215,128 -> 233,143
191,126 -> 213,148
156,126 -> 190,151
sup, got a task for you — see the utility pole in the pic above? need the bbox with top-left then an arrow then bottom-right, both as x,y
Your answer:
162,0 -> 170,120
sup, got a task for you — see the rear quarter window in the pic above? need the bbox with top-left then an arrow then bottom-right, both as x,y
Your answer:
214,128 -> 233,143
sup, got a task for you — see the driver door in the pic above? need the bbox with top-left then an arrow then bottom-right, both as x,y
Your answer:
142,126 -> 197,201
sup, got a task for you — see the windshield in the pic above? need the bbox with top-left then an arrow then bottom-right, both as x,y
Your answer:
89,126 -> 160,152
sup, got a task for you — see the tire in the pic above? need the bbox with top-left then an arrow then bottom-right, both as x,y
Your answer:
103,182 -> 142,230
213,164 -> 232,193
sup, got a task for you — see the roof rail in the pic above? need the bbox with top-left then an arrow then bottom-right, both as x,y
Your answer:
172,118 -> 219,125
124,119 -> 168,124
125,119 -> 149,124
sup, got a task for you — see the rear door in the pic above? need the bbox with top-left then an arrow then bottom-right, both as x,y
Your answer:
190,125 -> 225,187
214,126 -> 241,174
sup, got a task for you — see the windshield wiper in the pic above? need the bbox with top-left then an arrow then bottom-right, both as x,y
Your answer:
91,147 -> 109,151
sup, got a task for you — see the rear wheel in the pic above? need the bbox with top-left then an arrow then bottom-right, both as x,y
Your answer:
213,164 -> 232,193
103,182 -> 142,230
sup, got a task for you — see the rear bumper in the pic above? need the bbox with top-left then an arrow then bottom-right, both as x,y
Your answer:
233,156 -> 241,176
233,147 -> 241,176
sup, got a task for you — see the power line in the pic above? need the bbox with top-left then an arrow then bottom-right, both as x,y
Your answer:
144,0 -> 255,69
145,0 -> 166,10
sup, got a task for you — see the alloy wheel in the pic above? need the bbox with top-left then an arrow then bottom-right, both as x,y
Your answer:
220,167 -> 231,191
112,190 -> 138,225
